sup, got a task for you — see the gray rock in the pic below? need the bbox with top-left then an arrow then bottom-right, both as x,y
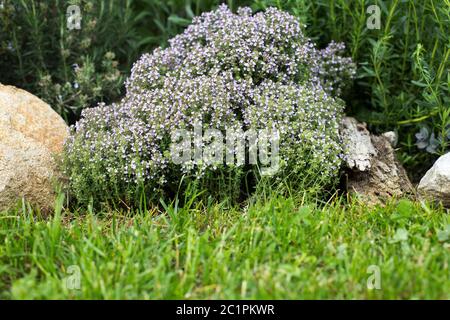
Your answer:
418,153 -> 450,207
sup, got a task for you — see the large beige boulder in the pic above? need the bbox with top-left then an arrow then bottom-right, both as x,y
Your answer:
418,153 -> 450,207
0,84 -> 68,212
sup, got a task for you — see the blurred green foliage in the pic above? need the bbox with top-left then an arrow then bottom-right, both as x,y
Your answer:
0,0 -> 140,123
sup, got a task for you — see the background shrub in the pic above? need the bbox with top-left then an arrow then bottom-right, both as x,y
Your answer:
0,0 -> 140,123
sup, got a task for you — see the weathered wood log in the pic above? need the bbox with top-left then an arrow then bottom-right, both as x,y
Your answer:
340,117 -> 413,205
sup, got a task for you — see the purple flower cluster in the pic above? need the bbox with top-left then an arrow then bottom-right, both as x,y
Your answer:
64,5 -> 355,204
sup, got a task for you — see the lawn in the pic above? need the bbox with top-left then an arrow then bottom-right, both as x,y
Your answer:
1,195 -> 448,299
0,0 -> 449,301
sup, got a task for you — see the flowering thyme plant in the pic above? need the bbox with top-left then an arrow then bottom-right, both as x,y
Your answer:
64,5 -> 356,206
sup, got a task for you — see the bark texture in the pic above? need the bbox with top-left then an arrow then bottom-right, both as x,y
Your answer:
340,117 -> 413,205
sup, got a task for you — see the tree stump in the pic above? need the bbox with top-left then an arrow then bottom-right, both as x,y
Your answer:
340,117 -> 413,205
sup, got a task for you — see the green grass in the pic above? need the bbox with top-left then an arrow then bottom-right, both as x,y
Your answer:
1,194 -> 448,299
0,0 -> 449,300
0,0 -> 450,299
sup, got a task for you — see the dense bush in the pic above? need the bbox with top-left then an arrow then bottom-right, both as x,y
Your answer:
64,5 -> 355,206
